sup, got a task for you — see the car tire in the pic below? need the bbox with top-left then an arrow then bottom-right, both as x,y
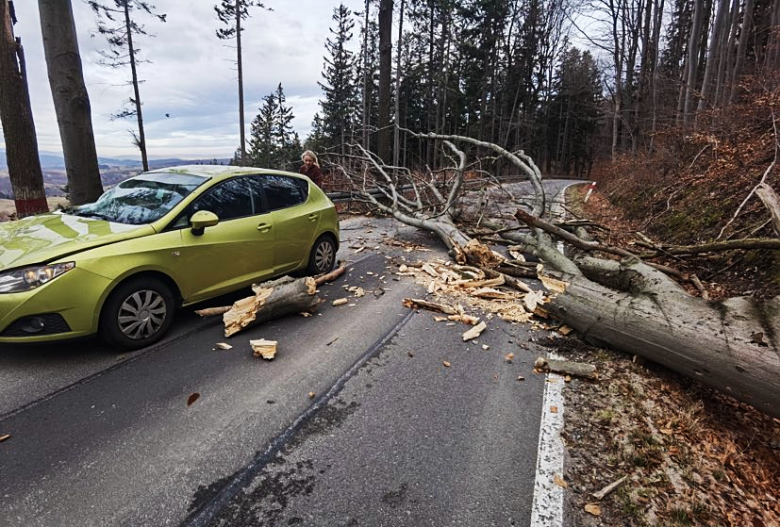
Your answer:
307,234 -> 336,275
99,276 -> 176,351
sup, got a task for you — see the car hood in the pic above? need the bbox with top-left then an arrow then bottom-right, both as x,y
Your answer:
0,213 -> 155,270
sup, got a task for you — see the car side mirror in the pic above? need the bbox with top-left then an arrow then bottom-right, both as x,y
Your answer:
190,210 -> 219,236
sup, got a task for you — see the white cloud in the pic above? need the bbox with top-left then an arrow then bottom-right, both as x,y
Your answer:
3,0 -> 366,160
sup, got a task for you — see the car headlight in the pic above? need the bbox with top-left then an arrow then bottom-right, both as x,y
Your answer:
0,262 -> 75,293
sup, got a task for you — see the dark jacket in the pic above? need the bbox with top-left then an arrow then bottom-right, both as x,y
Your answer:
300,164 -> 323,188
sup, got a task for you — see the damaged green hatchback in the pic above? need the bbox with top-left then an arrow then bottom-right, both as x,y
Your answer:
0,165 -> 339,350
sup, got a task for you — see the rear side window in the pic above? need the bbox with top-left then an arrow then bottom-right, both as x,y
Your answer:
261,175 -> 307,211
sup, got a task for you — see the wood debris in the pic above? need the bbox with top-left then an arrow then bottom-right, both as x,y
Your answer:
251,339 -> 278,360
223,276 -> 320,337
591,475 -> 627,500
523,290 -> 546,313
462,321 -> 487,341
214,342 -> 233,350
332,298 -> 349,306
448,313 -> 480,325
534,357 -> 598,379
403,298 -> 459,315
314,262 -> 347,285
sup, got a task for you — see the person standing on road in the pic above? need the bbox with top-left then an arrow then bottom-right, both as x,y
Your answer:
300,150 -> 323,189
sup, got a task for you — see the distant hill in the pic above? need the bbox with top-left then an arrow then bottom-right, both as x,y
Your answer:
0,150 -> 231,198
0,149 -> 230,170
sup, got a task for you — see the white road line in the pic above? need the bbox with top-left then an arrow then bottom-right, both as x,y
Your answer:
530,356 -> 565,527
531,181 -> 588,526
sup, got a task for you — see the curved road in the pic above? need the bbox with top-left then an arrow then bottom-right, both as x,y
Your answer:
0,180 -> 584,527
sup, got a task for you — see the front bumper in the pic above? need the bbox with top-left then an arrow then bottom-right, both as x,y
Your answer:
0,267 -> 113,344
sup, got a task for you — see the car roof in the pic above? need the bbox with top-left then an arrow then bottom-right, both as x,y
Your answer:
145,165 -> 306,183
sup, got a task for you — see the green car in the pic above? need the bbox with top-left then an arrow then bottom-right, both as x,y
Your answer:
0,165 -> 339,350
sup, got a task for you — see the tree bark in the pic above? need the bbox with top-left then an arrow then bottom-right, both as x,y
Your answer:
38,0 -> 103,206
540,258 -> 780,419
0,0 -> 47,217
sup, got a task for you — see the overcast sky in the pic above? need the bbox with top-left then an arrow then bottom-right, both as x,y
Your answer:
4,0 -> 366,160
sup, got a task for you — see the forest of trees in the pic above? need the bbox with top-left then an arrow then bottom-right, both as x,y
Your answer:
302,0 -> 780,179
2,0 -> 780,213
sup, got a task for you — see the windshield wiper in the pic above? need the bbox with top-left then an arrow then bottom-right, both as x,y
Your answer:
71,210 -> 114,222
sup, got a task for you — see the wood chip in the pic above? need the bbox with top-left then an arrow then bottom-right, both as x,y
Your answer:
443,361 -> 451,368
214,342 -> 233,350
584,503 -> 602,516
0,434 -> 10,443
332,298 -> 349,306
250,339 -> 278,360
462,321 -> 487,341
558,325 -> 574,335
403,298 -> 458,315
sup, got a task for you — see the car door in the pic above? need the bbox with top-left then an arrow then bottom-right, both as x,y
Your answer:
257,175 -> 317,274
174,176 -> 275,303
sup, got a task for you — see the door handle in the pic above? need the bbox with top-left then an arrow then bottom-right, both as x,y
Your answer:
307,213 -> 318,222
257,223 -> 272,233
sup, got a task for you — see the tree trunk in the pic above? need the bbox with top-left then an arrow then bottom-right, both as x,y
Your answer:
541,258 -> 780,419
38,0 -> 103,206
393,0 -> 404,168
683,0 -> 705,126
123,0 -> 148,171
222,276 -> 321,337
236,0 -> 246,165
729,0 -> 755,103
698,0 -> 729,113
0,0 -> 47,217
377,0 -> 392,164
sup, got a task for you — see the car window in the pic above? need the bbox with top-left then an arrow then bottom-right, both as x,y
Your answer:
261,175 -> 307,212
67,173 -> 206,225
190,178 -> 253,220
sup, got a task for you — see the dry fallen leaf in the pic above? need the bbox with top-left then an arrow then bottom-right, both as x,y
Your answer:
187,393 -> 200,406
0,434 -> 10,443
554,474 -> 568,488
443,361 -> 451,368
584,503 -> 601,516
550,406 -> 559,413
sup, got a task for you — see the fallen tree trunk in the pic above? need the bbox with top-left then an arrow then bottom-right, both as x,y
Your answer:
540,258 -> 780,418
223,276 -> 321,337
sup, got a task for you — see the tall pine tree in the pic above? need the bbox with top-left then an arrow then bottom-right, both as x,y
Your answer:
319,4 -> 359,154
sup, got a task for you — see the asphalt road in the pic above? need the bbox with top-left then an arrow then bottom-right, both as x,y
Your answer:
0,181 -> 580,526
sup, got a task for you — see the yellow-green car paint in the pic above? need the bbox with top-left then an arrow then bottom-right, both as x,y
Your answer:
0,166 -> 339,347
